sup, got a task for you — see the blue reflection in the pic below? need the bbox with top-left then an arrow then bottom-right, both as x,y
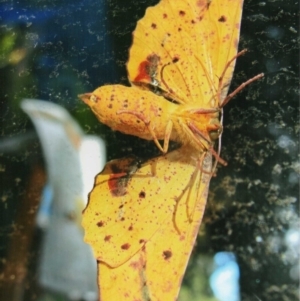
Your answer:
209,252 -> 240,301
0,0 -> 118,102
1,3 -> 55,24
265,25 -> 284,40
36,183 -> 53,228
1,1 -> 97,24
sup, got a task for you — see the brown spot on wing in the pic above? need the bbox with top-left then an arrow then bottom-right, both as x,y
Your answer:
97,221 -> 104,227
108,175 -> 128,197
139,191 -> 146,198
104,235 -> 112,242
108,159 -> 140,196
134,54 -> 160,82
121,243 -> 131,250
218,15 -> 227,22
163,250 -> 172,260
172,56 -> 179,63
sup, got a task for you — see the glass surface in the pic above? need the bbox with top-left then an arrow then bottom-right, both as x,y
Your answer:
0,0 -> 298,301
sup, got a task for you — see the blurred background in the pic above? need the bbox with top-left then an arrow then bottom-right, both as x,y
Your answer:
0,0 -> 298,300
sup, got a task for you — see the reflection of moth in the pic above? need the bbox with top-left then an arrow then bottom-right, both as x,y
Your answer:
80,0 -> 263,300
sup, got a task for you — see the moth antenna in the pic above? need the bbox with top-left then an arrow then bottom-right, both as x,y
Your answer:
218,49 -> 248,103
221,73 -> 264,107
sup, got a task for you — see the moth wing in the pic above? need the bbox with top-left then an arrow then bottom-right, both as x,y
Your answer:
82,147 -> 206,268
96,148 -> 213,301
127,0 -> 244,106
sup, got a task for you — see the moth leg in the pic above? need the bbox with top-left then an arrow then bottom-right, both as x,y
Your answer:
150,160 -> 157,176
162,120 -> 173,153
188,122 -> 227,166
117,110 -> 172,153
179,121 -> 227,166
177,119 -> 208,150
145,118 -> 173,153
186,152 -> 213,223
185,108 -> 219,114
172,156 -> 201,232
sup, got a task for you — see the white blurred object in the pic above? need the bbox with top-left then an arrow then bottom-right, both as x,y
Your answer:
209,252 -> 240,301
79,135 -> 105,205
21,99 -> 106,300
